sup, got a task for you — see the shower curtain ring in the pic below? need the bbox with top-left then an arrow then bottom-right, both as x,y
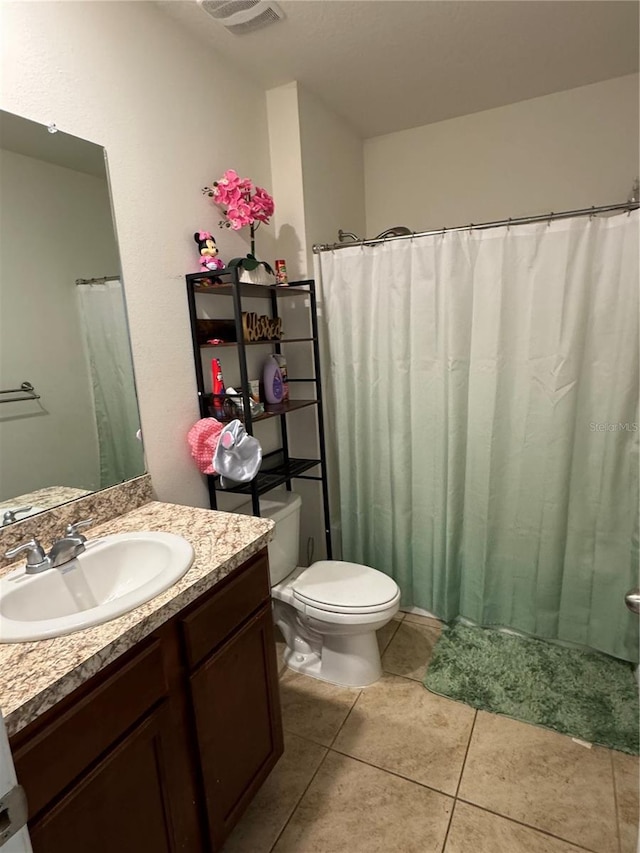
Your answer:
441,227 -> 446,239
507,218 -> 512,231
589,206 -> 596,221
547,212 -> 554,227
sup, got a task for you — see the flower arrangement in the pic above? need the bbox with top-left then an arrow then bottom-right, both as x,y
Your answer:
202,169 -> 275,275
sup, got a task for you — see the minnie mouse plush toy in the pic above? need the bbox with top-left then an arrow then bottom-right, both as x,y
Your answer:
194,231 -> 225,271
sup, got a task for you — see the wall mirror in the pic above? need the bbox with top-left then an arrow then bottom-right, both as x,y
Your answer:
0,110 -> 145,524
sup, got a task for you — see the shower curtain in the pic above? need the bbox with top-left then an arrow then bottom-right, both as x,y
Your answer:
77,280 -> 145,488
319,211 -> 639,663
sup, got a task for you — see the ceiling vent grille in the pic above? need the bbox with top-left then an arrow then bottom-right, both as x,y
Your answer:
197,0 -> 285,34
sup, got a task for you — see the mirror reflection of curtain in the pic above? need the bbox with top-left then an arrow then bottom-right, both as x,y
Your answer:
77,280 -> 144,487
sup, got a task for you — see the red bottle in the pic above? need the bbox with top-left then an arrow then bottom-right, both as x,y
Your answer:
275,259 -> 288,286
212,358 -> 225,396
211,358 -> 226,419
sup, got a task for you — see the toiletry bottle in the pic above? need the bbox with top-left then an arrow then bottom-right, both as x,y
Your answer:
263,354 -> 284,404
273,354 -> 289,401
275,259 -> 288,286
211,357 -> 226,418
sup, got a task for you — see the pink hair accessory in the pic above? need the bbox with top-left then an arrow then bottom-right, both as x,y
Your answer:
187,418 -> 262,486
187,418 -> 225,474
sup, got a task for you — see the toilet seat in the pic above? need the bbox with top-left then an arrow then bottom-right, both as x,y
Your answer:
292,561 -> 399,615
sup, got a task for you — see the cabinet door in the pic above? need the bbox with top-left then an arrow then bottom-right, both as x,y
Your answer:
29,708 -> 178,853
190,603 -> 283,848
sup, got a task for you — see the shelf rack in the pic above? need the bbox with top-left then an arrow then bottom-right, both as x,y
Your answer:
185,267 -> 332,558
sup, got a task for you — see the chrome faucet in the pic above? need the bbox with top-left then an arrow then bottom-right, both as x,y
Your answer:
3,539 -> 51,574
48,518 -> 93,567
2,506 -> 33,526
4,518 -> 93,574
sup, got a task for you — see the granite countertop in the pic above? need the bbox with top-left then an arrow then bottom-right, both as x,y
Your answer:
0,485 -> 91,514
0,501 -> 274,737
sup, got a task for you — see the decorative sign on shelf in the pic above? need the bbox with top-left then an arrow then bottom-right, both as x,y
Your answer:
195,314 -> 283,345
242,312 -> 282,342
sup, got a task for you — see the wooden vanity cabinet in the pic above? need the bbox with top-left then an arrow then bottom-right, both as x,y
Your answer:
190,604 -> 282,848
9,547 -> 283,853
29,705 -> 179,853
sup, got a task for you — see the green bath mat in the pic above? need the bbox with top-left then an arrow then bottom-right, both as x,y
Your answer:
424,623 -> 639,754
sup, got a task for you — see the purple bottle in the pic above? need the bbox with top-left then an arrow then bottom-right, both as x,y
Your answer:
263,355 -> 284,404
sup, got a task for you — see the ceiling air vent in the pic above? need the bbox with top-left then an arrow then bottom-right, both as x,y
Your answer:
197,0 -> 285,34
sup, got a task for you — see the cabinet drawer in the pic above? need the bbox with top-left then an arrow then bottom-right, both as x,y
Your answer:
14,639 -> 167,818
181,549 -> 270,670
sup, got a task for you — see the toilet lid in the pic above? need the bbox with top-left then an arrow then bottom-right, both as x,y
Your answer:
292,561 -> 399,611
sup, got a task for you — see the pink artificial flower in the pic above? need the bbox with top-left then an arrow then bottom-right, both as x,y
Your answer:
212,171 -> 253,207
212,170 -> 240,205
254,187 -> 274,213
219,169 -> 240,189
226,186 -> 243,206
212,184 -> 231,206
204,170 -> 272,231
226,201 -> 253,230
250,204 -> 268,224
250,187 -> 275,223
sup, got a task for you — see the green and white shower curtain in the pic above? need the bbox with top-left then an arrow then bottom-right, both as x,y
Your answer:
319,211 -> 639,662
77,279 -> 145,488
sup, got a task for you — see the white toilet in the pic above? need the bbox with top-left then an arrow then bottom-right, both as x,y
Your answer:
240,491 -> 400,687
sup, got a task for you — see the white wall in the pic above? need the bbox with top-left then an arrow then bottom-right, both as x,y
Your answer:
1,0 -> 274,508
296,85 -> 365,560
266,83 -> 308,281
298,85 -> 366,263
265,82 -> 365,560
364,74 -> 640,236
0,149 -> 119,501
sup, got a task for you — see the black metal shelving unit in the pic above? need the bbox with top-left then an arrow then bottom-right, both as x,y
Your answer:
185,266 -> 332,558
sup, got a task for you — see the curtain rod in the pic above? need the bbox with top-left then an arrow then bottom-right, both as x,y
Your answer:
312,201 -> 639,254
75,275 -> 120,285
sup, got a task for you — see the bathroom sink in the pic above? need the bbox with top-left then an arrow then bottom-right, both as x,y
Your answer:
0,532 -> 194,642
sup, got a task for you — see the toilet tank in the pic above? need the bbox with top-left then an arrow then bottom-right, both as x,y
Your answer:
237,491 -> 301,586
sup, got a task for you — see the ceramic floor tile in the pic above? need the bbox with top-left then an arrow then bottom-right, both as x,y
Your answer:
402,611 -> 444,630
333,673 -> 475,796
458,712 -> 619,853
279,669 -> 361,746
445,801 -> 588,853
612,749 -> 640,853
376,613 -> 403,654
273,751 -> 453,853
222,733 -> 327,853
381,619 -> 441,681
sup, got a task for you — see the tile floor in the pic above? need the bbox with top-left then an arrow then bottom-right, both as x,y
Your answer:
223,613 -> 639,853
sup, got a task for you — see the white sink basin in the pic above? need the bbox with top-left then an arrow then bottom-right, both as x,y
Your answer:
0,532 -> 194,643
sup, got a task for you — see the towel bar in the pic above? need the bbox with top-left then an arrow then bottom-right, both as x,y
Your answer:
0,382 -> 40,403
